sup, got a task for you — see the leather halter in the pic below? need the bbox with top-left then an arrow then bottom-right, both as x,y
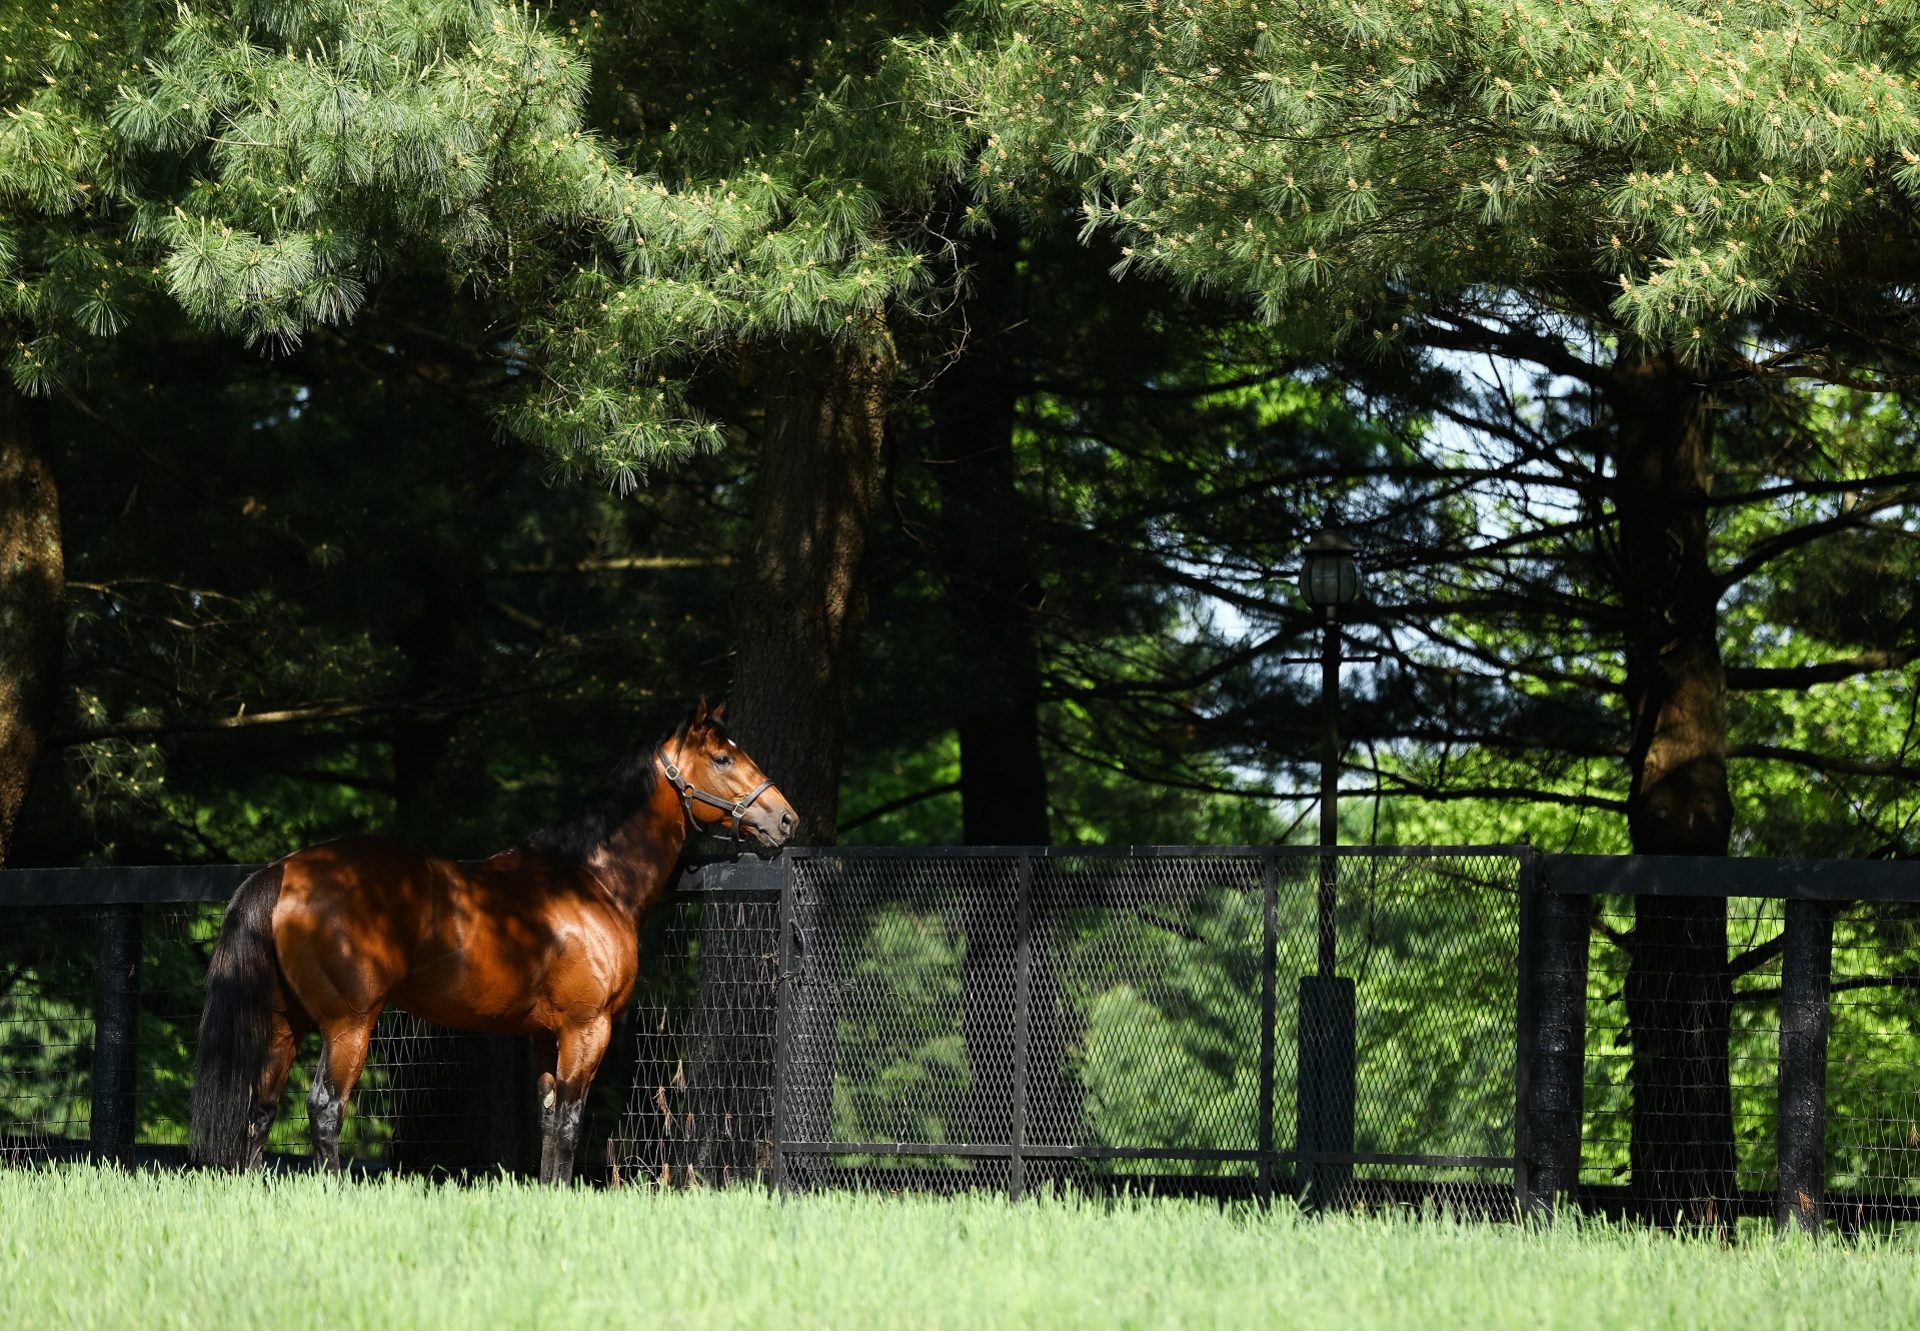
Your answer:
655,744 -> 773,844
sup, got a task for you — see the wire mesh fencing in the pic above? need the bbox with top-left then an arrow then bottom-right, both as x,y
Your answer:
1530,858 -> 1920,1234
0,896 -> 520,1170
0,905 -> 97,1164
0,848 -> 1527,1203
775,847 -> 1524,1210
1809,900 -> 1920,1228
1574,895 -> 1785,1225
0,869 -> 785,1180
8,848 -> 1920,1231
602,885 -> 780,1189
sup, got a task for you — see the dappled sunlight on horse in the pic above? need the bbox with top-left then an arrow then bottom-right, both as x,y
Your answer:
188,699 -> 796,1183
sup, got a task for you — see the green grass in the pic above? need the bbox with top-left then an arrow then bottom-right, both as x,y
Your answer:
2,1166 -> 1915,1329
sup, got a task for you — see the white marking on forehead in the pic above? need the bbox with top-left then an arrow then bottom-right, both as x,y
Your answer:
726,738 -> 738,748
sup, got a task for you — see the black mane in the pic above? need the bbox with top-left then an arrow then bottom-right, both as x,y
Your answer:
522,737 -> 666,864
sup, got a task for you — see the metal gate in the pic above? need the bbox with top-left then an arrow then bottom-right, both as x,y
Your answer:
766,846 -> 1524,1208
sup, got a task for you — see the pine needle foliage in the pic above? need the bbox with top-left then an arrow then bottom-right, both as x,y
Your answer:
3,2 -> 962,486
0,0 -> 164,391
927,0 -> 1920,359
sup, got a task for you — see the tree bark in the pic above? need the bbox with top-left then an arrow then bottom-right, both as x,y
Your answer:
730,320 -> 896,843
0,389 -> 61,868
726,319 -> 896,1175
929,234 -> 1051,851
1610,350 -> 1736,1228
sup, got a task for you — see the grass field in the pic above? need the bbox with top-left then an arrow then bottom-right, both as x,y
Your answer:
2,1166 -> 1915,1329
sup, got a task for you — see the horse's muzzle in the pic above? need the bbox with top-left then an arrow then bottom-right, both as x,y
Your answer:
742,801 -> 797,853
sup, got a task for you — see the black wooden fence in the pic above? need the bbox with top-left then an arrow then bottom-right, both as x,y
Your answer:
1524,855 -> 1920,1232
2,846 -> 1919,1231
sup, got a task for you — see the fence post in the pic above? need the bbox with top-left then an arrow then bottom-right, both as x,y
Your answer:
1295,971 -> 1355,1211
772,856 -> 797,1195
1514,848 -> 1536,1212
782,856 -> 840,1187
1516,863 -> 1590,1217
1258,851 -> 1277,1207
1009,852 -> 1033,1201
89,904 -> 143,1166
1776,896 -> 1833,1235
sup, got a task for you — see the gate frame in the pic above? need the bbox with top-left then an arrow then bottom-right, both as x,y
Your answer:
765,843 -> 1530,1203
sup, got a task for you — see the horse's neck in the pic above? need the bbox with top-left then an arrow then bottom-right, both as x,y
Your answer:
585,793 -> 687,919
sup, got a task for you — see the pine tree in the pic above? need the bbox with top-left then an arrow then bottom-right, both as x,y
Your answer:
931,0 -> 1920,1223
0,1 -> 956,858
1,0 -> 157,861
553,2 -> 970,847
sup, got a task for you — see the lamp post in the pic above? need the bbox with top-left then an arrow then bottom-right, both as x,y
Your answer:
1298,528 -> 1361,975
1296,526 -> 1361,1211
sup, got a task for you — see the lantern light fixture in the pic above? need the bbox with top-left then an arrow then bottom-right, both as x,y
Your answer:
1299,527 -> 1362,617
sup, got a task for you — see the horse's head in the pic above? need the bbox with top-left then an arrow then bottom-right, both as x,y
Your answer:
657,699 -> 798,853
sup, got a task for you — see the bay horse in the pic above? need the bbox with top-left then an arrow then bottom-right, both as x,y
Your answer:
188,700 -> 795,1183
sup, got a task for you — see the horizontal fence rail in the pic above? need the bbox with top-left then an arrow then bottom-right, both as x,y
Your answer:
1540,855 -> 1920,901
0,864 -> 259,907
2,847 -> 1918,1232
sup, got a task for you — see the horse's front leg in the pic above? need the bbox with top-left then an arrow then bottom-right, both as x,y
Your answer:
538,1016 -> 612,1185
534,1036 -> 562,1183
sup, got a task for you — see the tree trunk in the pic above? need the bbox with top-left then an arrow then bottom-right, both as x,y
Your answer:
0,389 -> 61,868
923,232 -> 1084,1156
730,320 -> 895,843
390,555 -> 487,840
929,231 -> 1051,852
1610,350 -> 1736,1228
726,318 -> 896,1175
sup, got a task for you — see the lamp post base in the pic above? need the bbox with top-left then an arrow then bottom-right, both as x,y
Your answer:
1296,973 -> 1356,1211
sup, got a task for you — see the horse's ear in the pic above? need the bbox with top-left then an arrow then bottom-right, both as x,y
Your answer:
677,696 -> 707,739
710,699 -> 729,725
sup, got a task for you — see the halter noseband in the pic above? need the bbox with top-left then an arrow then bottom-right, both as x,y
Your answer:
655,745 -> 774,844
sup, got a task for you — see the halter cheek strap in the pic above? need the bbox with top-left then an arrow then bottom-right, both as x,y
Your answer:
655,745 -> 774,844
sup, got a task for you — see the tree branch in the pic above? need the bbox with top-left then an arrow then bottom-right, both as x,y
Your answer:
54,685 -> 555,747
1727,646 -> 1920,691
1593,915 -> 1634,954
1729,933 -> 1786,979
1728,744 -> 1920,780
837,781 -> 963,835
1417,309 -> 1610,388
1717,489 -> 1920,591
487,555 -> 730,578
1364,769 -> 1629,813
1736,974 -> 1920,1003
1708,468 -> 1920,510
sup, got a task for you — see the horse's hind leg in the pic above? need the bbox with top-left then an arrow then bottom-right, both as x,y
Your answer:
539,1015 -> 612,1186
247,997 -> 310,1169
309,1011 -> 380,1173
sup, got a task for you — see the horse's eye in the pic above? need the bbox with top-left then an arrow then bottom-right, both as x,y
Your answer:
713,753 -> 733,767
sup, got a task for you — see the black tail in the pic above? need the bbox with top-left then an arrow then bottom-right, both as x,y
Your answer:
189,863 -> 284,1168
